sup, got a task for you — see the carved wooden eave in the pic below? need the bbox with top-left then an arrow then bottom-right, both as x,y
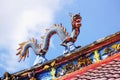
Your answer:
12,31 -> 120,78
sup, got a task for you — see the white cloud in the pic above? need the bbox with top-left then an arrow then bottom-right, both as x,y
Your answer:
0,0 -> 70,75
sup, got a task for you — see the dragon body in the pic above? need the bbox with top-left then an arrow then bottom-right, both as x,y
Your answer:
16,13 -> 82,65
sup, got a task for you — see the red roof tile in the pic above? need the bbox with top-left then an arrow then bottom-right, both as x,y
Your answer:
56,52 -> 120,80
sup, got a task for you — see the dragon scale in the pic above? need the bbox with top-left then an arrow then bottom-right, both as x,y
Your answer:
16,24 -> 68,62
40,24 -> 68,53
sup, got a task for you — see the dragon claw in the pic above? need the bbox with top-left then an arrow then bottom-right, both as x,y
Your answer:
63,42 -> 76,54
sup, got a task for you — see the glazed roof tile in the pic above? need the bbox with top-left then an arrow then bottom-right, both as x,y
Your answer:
57,52 -> 120,80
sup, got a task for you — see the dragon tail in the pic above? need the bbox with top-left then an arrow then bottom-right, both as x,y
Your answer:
16,24 -> 68,62
16,38 -> 41,62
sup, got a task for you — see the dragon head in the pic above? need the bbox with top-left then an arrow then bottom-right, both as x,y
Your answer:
71,13 -> 82,28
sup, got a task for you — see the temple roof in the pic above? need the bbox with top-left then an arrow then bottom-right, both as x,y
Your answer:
14,31 -> 120,76
1,31 -> 120,80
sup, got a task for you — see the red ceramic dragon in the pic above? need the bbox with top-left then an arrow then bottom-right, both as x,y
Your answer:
16,13 -> 82,65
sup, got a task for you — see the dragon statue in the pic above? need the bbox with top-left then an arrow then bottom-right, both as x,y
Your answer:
16,13 -> 82,65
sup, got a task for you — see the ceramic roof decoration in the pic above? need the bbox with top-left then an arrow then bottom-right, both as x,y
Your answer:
1,13 -> 120,80
1,31 -> 120,80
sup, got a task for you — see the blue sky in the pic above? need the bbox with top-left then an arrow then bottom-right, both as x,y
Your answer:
0,0 -> 120,77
